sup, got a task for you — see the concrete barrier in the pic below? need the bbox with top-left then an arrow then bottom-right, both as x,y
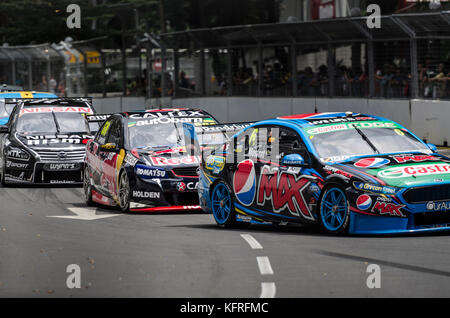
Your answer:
91,96 -> 450,145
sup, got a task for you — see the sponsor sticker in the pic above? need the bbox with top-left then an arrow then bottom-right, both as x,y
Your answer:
124,153 -> 139,166
353,182 -> 398,195
233,159 -> 256,206
205,155 -> 225,174
44,163 -> 80,171
426,201 -> 450,211
150,155 -> 200,166
257,165 -> 316,219
354,158 -> 390,168
6,149 -> 30,160
176,181 -> 198,192
356,194 -> 372,210
20,106 -> 93,115
378,164 -> 450,178
371,201 -> 405,217
135,165 -> 167,178
306,121 -> 400,135
6,161 -> 29,169
390,154 -> 439,164
132,191 -> 161,199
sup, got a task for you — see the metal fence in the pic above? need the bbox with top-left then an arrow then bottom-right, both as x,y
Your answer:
1,11 -> 450,101
158,11 -> 450,100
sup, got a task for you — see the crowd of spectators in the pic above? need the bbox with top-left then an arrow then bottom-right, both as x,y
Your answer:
219,59 -> 449,99
124,58 -> 449,100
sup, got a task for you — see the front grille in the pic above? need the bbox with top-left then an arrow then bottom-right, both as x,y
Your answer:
34,149 -> 86,162
43,170 -> 83,183
172,166 -> 198,177
403,184 -> 450,203
165,192 -> 199,206
414,211 -> 450,227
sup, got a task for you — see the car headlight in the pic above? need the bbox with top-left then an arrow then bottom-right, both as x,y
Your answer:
353,181 -> 399,195
6,147 -> 30,161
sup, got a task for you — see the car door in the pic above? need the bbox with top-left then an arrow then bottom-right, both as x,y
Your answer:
251,125 -> 317,222
87,117 -> 114,195
97,118 -> 124,198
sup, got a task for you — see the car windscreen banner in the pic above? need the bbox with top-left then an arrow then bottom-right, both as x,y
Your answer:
182,122 -> 254,161
84,114 -> 113,123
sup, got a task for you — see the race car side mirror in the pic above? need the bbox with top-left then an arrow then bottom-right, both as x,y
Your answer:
100,143 -> 119,152
0,125 -> 8,133
282,154 -> 307,167
427,143 -> 437,153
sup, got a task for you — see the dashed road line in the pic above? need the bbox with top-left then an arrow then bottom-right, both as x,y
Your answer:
260,282 -> 276,298
256,256 -> 274,275
240,234 -> 263,249
240,233 -> 276,298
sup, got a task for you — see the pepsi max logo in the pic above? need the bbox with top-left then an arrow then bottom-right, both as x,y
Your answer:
356,194 -> 372,210
354,158 -> 390,168
233,159 -> 256,206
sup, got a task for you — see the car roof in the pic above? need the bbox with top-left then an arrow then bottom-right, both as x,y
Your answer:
21,98 -> 92,108
0,91 -> 58,99
117,108 -> 214,119
274,112 -> 390,129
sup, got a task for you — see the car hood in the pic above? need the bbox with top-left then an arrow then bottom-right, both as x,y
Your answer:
15,132 -> 92,149
334,153 -> 450,187
136,147 -> 201,169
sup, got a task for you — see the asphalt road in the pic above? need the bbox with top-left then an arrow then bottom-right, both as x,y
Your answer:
2,148 -> 450,298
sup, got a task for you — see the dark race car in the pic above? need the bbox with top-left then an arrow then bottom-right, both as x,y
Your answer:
0,92 -> 58,125
0,98 -> 95,185
194,112 -> 450,235
84,108 -> 251,212
84,108 -> 212,212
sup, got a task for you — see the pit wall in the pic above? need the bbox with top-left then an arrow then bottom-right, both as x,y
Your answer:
92,96 -> 450,146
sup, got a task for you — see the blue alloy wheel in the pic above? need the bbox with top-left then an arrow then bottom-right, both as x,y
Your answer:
319,186 -> 350,234
212,183 -> 232,224
211,182 -> 240,228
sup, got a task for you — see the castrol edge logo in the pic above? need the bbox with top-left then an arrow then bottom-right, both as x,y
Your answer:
378,163 -> 450,178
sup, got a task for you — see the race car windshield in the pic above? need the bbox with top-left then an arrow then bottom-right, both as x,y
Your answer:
128,122 -> 184,150
0,100 -> 15,117
310,126 -> 430,161
15,111 -> 90,134
128,118 -> 218,150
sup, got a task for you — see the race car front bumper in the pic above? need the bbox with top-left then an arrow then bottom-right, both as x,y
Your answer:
4,161 -> 84,184
349,211 -> 450,235
128,174 -> 202,212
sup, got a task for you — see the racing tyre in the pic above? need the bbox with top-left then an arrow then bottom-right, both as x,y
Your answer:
318,184 -> 350,235
118,170 -> 131,213
1,159 -> 6,187
211,181 -> 241,228
83,168 -> 94,206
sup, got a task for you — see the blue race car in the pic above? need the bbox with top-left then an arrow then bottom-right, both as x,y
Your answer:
195,112 -> 450,235
0,91 -> 58,125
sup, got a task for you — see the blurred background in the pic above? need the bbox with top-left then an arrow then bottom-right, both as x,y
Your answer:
0,0 -> 449,101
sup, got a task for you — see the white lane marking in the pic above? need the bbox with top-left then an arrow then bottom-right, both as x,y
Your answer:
47,207 -> 120,220
260,282 -> 276,298
240,234 -> 263,249
240,233 -> 276,298
257,256 -> 274,275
